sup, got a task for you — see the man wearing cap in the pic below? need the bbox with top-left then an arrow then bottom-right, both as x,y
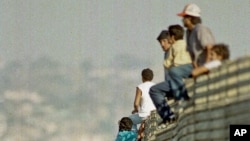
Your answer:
177,3 -> 215,67
167,3 -> 216,101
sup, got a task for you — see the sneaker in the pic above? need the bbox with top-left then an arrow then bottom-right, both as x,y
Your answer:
158,114 -> 178,126
166,114 -> 178,123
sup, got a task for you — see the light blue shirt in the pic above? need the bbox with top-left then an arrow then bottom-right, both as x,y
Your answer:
115,131 -> 137,141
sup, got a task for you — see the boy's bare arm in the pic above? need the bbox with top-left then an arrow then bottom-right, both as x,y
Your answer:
205,44 -> 213,63
163,48 -> 173,69
132,87 -> 141,114
191,66 -> 209,78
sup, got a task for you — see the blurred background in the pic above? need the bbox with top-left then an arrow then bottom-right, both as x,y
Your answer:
0,0 -> 249,140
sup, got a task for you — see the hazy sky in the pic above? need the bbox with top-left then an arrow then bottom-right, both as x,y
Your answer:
0,0 -> 250,140
1,0 -> 249,67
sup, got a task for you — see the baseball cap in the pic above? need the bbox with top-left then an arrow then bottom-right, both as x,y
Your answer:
177,3 -> 201,17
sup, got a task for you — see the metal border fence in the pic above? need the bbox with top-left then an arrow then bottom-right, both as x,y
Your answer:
143,56 -> 250,141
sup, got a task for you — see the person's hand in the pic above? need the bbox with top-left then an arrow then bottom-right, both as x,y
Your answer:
132,109 -> 138,114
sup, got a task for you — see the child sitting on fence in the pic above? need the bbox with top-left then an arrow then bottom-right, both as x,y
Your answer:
191,43 -> 230,77
150,43 -> 229,125
149,24 -> 192,124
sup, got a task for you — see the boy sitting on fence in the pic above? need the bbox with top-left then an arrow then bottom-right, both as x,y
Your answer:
191,43 -> 230,77
150,43 -> 229,125
149,24 -> 192,124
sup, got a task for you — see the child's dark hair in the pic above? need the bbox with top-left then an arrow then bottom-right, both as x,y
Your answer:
157,30 -> 169,41
141,68 -> 153,81
212,44 -> 230,60
119,117 -> 133,131
168,24 -> 184,40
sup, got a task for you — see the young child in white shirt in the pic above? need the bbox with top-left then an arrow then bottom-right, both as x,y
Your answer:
129,68 -> 155,133
191,43 -> 230,77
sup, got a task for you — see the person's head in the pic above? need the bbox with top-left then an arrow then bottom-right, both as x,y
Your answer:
141,68 -> 153,82
182,15 -> 202,29
157,30 -> 171,52
168,24 -> 184,42
118,117 -> 133,131
177,3 -> 202,29
210,44 -> 230,61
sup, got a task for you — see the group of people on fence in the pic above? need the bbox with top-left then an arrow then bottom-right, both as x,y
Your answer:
115,3 -> 230,141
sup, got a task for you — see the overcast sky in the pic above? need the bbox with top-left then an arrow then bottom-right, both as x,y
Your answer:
0,0 -> 249,140
1,0 -> 249,67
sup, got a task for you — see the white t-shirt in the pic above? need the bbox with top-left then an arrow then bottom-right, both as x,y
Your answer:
137,81 -> 156,117
204,60 -> 222,70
